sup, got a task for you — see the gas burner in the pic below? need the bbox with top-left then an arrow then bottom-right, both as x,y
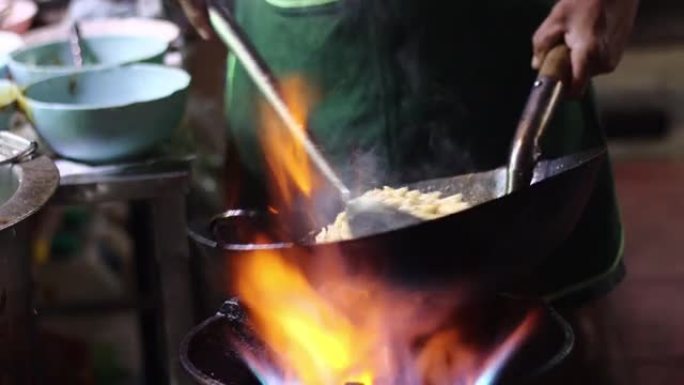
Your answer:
181,298 -> 574,385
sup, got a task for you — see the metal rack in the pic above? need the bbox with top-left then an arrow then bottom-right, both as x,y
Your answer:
47,156 -> 196,385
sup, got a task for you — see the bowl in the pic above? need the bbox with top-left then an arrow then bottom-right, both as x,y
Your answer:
0,79 -> 17,130
8,35 -> 168,86
23,17 -> 181,46
22,64 -> 190,163
0,31 -> 23,78
0,0 -> 37,34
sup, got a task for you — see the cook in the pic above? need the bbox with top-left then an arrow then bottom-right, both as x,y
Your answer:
178,0 -> 637,303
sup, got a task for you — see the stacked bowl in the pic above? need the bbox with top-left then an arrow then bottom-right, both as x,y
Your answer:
3,19 -> 191,163
8,35 -> 169,86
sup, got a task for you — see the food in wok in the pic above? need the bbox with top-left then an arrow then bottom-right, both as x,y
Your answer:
316,186 -> 470,242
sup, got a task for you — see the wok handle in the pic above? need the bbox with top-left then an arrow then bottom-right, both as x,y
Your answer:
506,44 -> 571,193
209,209 -> 262,237
538,45 -> 572,83
208,209 -> 292,249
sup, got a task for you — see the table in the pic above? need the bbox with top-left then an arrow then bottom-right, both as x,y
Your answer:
49,156 -> 196,385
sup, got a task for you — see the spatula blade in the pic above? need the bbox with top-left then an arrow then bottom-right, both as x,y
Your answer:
346,197 -> 424,238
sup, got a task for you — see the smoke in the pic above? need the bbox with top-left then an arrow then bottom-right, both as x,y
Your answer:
224,0 -> 542,230
324,0 -> 478,187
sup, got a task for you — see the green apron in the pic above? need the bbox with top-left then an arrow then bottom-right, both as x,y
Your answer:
224,0 -> 624,304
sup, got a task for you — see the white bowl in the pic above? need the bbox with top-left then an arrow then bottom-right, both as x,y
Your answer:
23,17 -> 181,46
0,31 -> 23,78
0,0 -> 37,34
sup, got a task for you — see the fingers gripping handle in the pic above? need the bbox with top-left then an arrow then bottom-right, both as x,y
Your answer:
539,45 -> 572,84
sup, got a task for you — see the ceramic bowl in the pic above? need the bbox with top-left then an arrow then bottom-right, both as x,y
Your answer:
8,35 -> 168,86
0,31 -> 23,78
0,0 -> 37,34
23,17 -> 181,46
22,64 -> 190,163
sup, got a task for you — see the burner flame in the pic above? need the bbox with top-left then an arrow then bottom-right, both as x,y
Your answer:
227,75 -> 539,385
230,241 -> 539,385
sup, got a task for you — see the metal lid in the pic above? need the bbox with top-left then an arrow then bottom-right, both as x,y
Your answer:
0,131 -> 37,165
0,155 -> 59,232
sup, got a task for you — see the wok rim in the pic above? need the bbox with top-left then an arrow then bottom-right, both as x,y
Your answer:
180,312 -> 227,385
188,148 -> 607,250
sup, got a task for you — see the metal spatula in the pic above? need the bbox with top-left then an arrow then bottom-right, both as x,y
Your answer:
207,0 -> 422,238
68,22 -> 85,68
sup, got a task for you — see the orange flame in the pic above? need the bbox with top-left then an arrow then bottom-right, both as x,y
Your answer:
232,241 -> 539,385
231,75 -> 539,385
258,75 -> 320,206
234,244 -> 377,385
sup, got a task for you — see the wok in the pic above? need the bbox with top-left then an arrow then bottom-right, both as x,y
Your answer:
189,32 -> 596,287
180,298 -> 575,385
189,147 -> 606,288
207,1 -> 575,240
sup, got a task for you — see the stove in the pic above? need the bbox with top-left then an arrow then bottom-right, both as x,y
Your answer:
181,298 -> 574,385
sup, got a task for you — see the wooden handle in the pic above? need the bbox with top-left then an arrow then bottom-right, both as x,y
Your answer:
539,44 -> 571,83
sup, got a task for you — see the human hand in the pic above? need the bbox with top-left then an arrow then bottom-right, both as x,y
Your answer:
532,0 -> 639,96
178,0 -> 213,40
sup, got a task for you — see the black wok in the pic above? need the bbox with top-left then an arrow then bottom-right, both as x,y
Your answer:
189,147 -> 605,289
180,298 -> 575,385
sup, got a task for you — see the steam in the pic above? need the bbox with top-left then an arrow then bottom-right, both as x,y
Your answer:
310,0 -> 478,191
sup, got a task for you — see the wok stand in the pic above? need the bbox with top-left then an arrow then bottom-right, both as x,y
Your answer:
47,157 -> 197,385
0,156 -> 59,385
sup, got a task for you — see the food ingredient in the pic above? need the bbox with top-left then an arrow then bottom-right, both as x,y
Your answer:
316,186 -> 469,242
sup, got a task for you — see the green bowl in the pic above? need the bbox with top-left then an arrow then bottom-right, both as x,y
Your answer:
8,35 -> 168,86
23,64 -> 190,163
